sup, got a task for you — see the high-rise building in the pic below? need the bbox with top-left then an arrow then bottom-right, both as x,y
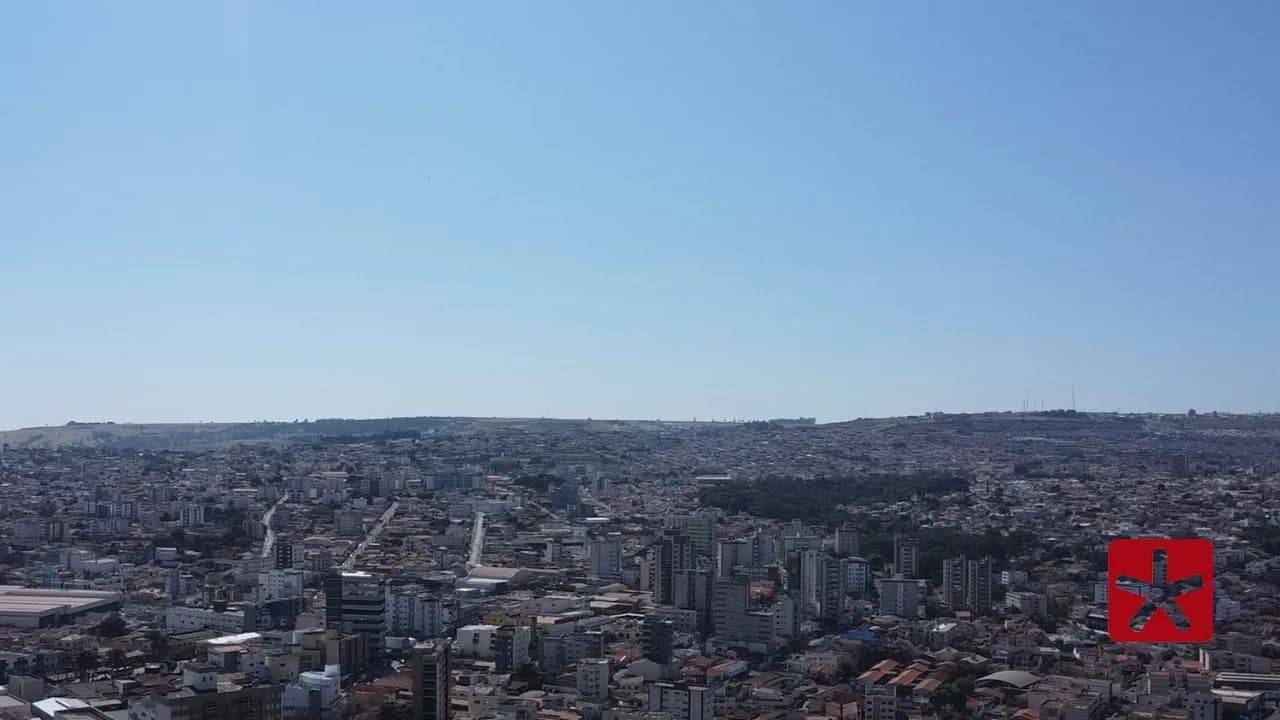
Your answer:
641,616 -> 674,664
687,513 -> 717,563
576,658 -> 609,702
588,535 -> 622,579
411,641 -> 451,720
879,577 -> 919,618
835,524 -> 860,556
324,571 -> 386,650
654,531 -> 692,606
712,577 -> 750,641
749,530 -> 775,574
893,535 -> 920,578
942,555 -> 993,615
672,568 -> 714,632
716,540 -> 750,579
493,625 -> 532,673
840,556 -> 869,595
818,555 -> 844,621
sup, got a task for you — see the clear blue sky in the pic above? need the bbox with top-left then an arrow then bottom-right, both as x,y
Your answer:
2,2 -> 1278,428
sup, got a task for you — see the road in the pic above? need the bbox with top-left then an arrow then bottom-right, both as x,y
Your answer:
260,492 -> 290,559
468,511 -> 486,568
342,501 -> 399,570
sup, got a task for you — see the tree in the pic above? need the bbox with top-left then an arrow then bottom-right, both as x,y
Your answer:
99,613 -> 128,638
76,650 -> 99,680
146,630 -> 171,660
106,648 -> 129,668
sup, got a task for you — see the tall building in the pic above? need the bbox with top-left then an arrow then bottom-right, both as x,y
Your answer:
840,556 -> 869,595
588,535 -> 622,579
879,577 -> 919,618
641,616 -> 674,664
576,658 -> 609,702
716,540 -> 750,579
324,571 -> 386,650
863,685 -> 896,720
818,555 -> 845,621
942,555 -> 993,615
687,513 -> 717,563
410,641 -> 451,720
893,535 -> 920,578
654,531 -> 692,606
672,568 -> 714,632
493,625 -> 532,672
835,524 -> 860,556
749,530 -> 775,573
712,577 -> 750,641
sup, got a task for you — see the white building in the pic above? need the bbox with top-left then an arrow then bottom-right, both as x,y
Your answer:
258,570 -> 305,601
455,624 -> 498,658
646,683 -> 714,720
283,665 -> 344,720
576,658 -> 609,701
165,606 -> 246,634
178,505 -> 206,528
386,591 -> 448,638
589,537 -> 622,579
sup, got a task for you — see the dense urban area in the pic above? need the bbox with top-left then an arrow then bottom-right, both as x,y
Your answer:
0,412 -> 1278,720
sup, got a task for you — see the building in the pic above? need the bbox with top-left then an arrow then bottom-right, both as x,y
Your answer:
835,524 -> 860,556
588,536 -> 622,579
716,540 -> 750,579
646,683 -> 714,720
323,571 -> 386,650
455,625 -> 497,658
879,577 -> 919,618
0,586 -> 122,628
493,625 -> 531,672
818,555 -> 845,620
687,512 -> 717,563
942,555 -> 994,615
641,616 -> 674,664
576,658 -> 609,702
335,511 -> 363,537
1006,591 -> 1049,616
258,570 -> 304,601
712,577 -> 749,641
863,685 -> 896,720
841,556 -> 869,595
1187,692 -> 1222,720
410,641 -> 451,720
653,531 -> 692,606
179,505 -> 206,528
282,665 -> 343,720
672,568 -> 714,631
129,665 -> 282,720
893,535 -> 920,578
386,591 -> 448,639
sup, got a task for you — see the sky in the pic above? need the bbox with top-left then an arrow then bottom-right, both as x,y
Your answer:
2,2 -> 1279,428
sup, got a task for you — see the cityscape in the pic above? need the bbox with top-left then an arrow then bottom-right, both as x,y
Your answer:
5,3 -> 1280,720
0,412 -> 1277,720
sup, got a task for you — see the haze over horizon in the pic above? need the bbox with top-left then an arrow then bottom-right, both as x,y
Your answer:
4,2 -> 1279,430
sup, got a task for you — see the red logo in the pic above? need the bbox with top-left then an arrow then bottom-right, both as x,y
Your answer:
1108,538 -> 1213,642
